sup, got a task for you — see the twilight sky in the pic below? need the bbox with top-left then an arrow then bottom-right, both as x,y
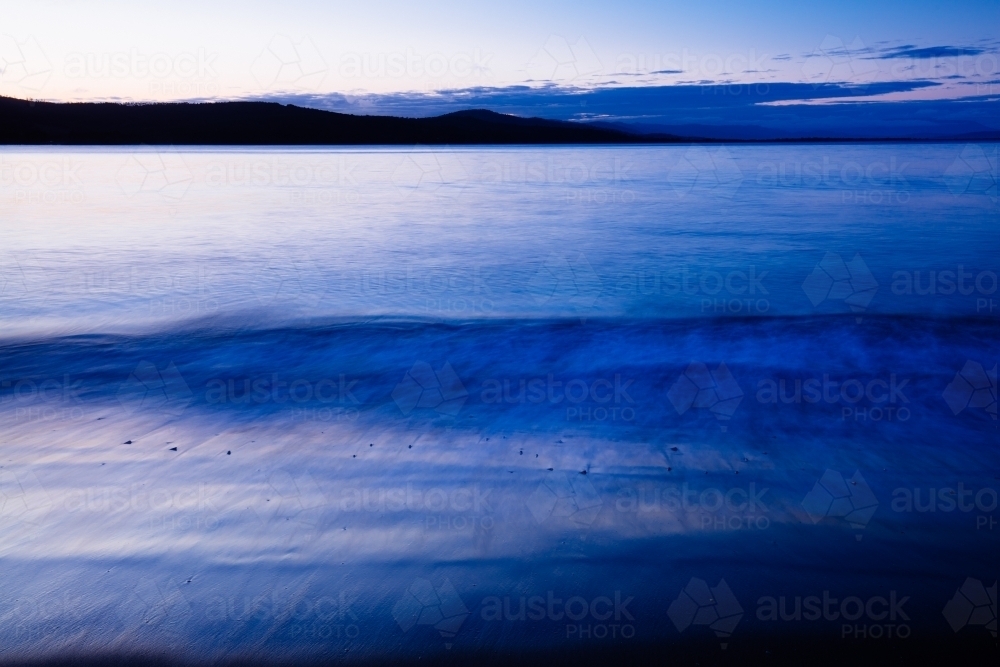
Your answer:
1,0 -> 998,134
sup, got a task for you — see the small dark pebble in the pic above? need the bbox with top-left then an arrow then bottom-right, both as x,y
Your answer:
667,467 -> 672,471
352,455 -> 356,458
579,470 -> 587,475
369,443 -> 373,447
124,440 -> 132,444
227,451 -> 231,455
670,447 -> 678,451
408,445 -> 412,449
169,447 -> 177,451
519,450 -> 523,455
547,468 -> 553,471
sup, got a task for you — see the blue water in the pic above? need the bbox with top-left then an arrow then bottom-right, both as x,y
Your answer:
0,144 -> 997,663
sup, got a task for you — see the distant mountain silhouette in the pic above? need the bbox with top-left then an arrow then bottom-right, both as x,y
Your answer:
0,97 -> 682,145
4,97 -> 989,144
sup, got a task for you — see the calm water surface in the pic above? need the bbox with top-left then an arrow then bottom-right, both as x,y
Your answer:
0,144 -> 996,662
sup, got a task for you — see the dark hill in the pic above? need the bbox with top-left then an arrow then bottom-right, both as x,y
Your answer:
0,97 -> 679,145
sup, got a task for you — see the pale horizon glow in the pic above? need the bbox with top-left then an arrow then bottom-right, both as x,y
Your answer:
0,0 -> 998,106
